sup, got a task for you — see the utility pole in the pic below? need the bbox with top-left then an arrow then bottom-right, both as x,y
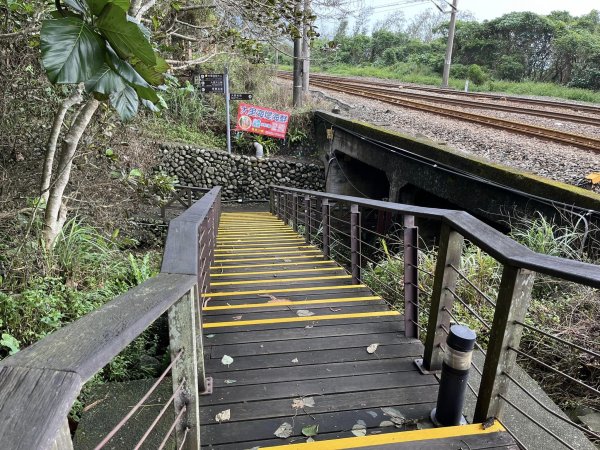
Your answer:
292,0 -> 303,107
301,0 -> 311,95
441,0 -> 458,88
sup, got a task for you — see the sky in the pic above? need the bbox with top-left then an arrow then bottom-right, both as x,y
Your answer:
317,0 -> 599,35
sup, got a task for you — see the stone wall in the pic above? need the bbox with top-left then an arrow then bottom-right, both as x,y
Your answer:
158,144 -> 325,200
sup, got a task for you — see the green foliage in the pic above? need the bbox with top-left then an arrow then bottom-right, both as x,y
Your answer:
467,64 -> 487,85
40,0 -> 168,120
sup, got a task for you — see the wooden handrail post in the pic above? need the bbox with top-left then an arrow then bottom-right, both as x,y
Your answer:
284,192 -> 289,224
292,194 -> 299,232
350,204 -> 361,284
276,192 -> 282,220
423,224 -> 464,371
51,419 -> 73,450
322,199 -> 331,258
403,215 -> 419,339
168,287 -> 201,449
304,195 -> 311,244
474,265 -> 535,422
269,188 -> 274,215
186,187 -> 193,207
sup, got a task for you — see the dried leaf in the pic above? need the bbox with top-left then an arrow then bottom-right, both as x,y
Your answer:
291,358 -> 299,363
224,379 -> 237,384
215,409 -> 230,423
302,424 -> 319,437
381,407 -> 404,419
232,315 -> 242,321
351,419 -> 367,437
274,422 -> 293,439
297,309 -> 315,317
306,437 -> 315,443
206,334 -> 215,338
267,298 -> 293,304
303,397 -> 315,407
292,398 -> 304,409
366,343 -> 379,354
379,420 -> 394,427
366,411 -> 378,418
221,355 -> 234,366
329,307 -> 341,312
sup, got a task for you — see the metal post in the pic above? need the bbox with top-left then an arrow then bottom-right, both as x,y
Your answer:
301,0 -> 311,94
404,215 -> 419,339
292,194 -> 298,232
350,204 -> 361,284
283,192 -> 289,224
304,195 -> 311,244
322,199 -> 330,258
442,0 -> 458,88
224,66 -> 232,154
474,266 -> 535,422
422,224 -> 464,372
292,0 -> 303,107
269,188 -> 274,215
277,192 -> 283,220
432,325 -> 476,426
169,287 -> 201,449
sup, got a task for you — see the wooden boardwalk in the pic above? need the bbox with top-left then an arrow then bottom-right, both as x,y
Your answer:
199,212 -> 516,449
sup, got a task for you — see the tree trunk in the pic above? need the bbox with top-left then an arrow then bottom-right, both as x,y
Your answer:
41,87 -> 84,203
43,98 -> 99,248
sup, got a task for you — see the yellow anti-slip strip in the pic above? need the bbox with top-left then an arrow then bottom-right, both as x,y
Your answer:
202,284 -> 366,298
216,243 -> 308,251
203,296 -> 381,310
218,235 -> 300,240
211,261 -> 333,270
266,422 -> 505,449
204,310 -> 400,328
218,232 -> 298,237
211,267 -> 343,277
213,255 -> 323,263
214,250 -> 321,257
216,246 -> 313,253
211,275 -> 351,286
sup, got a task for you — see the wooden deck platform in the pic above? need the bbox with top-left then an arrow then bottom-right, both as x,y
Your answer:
199,212 -> 517,449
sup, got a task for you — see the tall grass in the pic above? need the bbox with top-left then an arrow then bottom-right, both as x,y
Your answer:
310,63 -> 600,104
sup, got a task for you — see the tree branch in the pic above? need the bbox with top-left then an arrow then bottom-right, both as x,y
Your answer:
166,51 -> 230,70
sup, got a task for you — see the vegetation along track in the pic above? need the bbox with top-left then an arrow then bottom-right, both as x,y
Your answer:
292,72 -> 600,116
279,73 -> 600,153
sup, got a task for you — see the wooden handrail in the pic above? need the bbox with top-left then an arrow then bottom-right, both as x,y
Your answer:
271,185 -> 600,288
0,187 -> 221,449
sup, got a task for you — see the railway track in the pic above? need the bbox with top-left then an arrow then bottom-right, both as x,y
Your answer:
278,73 -> 600,153
295,72 -> 600,116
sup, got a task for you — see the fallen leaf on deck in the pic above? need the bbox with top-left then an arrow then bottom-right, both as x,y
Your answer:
379,420 -> 394,427
215,409 -> 230,423
232,315 -> 242,321
303,397 -> 315,407
366,411 -> 378,418
351,419 -> 367,437
381,407 -> 404,419
302,424 -> 319,437
366,343 -> 379,354
224,379 -> 237,384
274,422 -> 293,439
329,307 -> 341,312
291,358 -> 299,363
206,334 -> 215,338
221,355 -> 234,366
283,259 -> 292,262
292,398 -> 304,409
267,298 -> 293,304
297,309 -> 315,317
306,437 -> 315,443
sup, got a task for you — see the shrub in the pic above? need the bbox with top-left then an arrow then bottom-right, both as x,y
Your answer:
467,64 -> 488,85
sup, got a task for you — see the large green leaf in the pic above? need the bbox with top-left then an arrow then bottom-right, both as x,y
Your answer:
86,0 -> 130,16
110,85 -> 138,120
63,0 -> 90,15
132,55 -> 169,85
85,63 -> 127,94
97,4 -> 156,66
41,17 -> 105,84
105,45 -> 148,86
133,84 -> 159,103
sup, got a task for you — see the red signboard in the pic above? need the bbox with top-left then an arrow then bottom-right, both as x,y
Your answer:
235,103 -> 290,139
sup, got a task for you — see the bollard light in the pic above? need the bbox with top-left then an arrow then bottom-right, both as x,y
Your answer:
431,324 -> 476,427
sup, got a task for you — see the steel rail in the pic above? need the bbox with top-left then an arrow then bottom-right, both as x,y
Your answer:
299,77 -> 600,152
299,75 -> 600,127
280,71 -> 600,116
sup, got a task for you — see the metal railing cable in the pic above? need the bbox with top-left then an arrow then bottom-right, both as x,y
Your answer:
509,347 -> 600,395
502,371 -> 600,440
158,406 -> 187,450
444,287 -> 492,330
498,394 -> 577,450
449,263 -> 497,307
515,321 -> 600,359
94,350 -> 184,449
